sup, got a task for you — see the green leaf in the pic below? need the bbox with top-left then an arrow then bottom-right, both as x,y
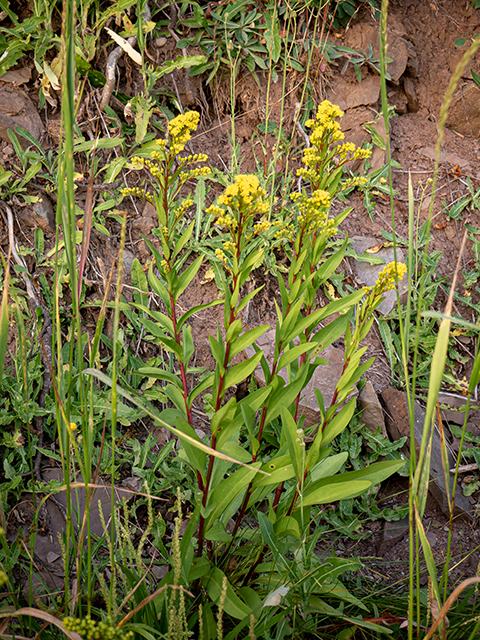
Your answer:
147,265 -> 170,308
274,516 -> 301,539
182,324 -> 195,367
131,258 -> 149,307
301,459 -> 405,508
265,12 -> 281,63
265,367 -> 309,424
300,480 -> 372,507
156,54 -> 206,78
172,219 -> 195,261
281,406 -> 304,482
188,373 -> 214,406
315,236 -> 348,281
229,325 -> 269,359
201,564 -> 251,620
205,521 -> 233,543
311,312 -> 351,351
472,68 -> 480,88
236,284 -> 264,314
322,397 -> 357,446
223,351 -> 263,390
0,259 -> 9,383
258,512 -> 282,557
73,137 -> 124,152
309,452 -> 348,482
174,255 -> 203,301
254,454 -> 296,488
415,505 -> 441,604
209,335 -> 225,368
177,299 -> 223,332
136,366 -> 182,388
205,463 -> 262,529
277,342 -> 317,372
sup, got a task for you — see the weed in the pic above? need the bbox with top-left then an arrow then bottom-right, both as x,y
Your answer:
105,101 -> 405,637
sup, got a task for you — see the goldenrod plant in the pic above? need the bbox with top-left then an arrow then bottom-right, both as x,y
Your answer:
105,101 -> 405,637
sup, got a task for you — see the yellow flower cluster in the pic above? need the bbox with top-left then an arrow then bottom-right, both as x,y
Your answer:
297,100 -> 371,188
273,220 -> 295,241
306,100 -> 345,145
206,174 -> 270,234
168,111 -> 200,154
212,212 -> 237,230
374,261 -> 407,293
181,166 -> 212,181
254,219 -> 271,234
121,186 -> 152,200
180,153 -> 208,164
339,175 -> 369,192
168,198 -> 193,219
218,174 -> 269,211
223,241 -> 236,253
290,189 -> 337,237
338,142 -> 372,162
160,259 -> 171,273
215,248 -> 227,263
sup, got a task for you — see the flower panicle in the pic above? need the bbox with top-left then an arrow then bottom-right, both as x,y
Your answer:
297,100 -> 372,187
207,174 -> 270,231
374,261 -> 407,293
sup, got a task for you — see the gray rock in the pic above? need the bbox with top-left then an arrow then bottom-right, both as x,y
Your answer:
350,236 -> 407,315
378,516 -> 409,556
359,380 -> 387,437
0,85 -> 43,146
17,195 -> 55,233
123,249 -> 136,275
381,387 -> 473,518
245,327 -> 357,428
9,468 -> 134,598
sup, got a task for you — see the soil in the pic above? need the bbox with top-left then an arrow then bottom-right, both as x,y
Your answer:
2,0 -> 480,599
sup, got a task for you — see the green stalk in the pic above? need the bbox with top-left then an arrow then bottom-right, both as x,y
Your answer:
109,212 -> 127,614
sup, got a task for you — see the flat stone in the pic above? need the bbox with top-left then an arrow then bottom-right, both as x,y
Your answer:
17,196 -> 55,233
418,147 -> 470,170
0,67 -> 32,85
359,380 -> 387,437
350,236 -> 407,315
0,85 -> 43,146
244,327 -> 357,428
438,393 -> 480,431
132,200 -> 157,236
326,75 -> 381,111
378,516 -> 409,556
9,469 -> 133,598
123,249 -> 136,275
381,387 -> 473,518
341,20 -> 409,83
446,82 -> 480,137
